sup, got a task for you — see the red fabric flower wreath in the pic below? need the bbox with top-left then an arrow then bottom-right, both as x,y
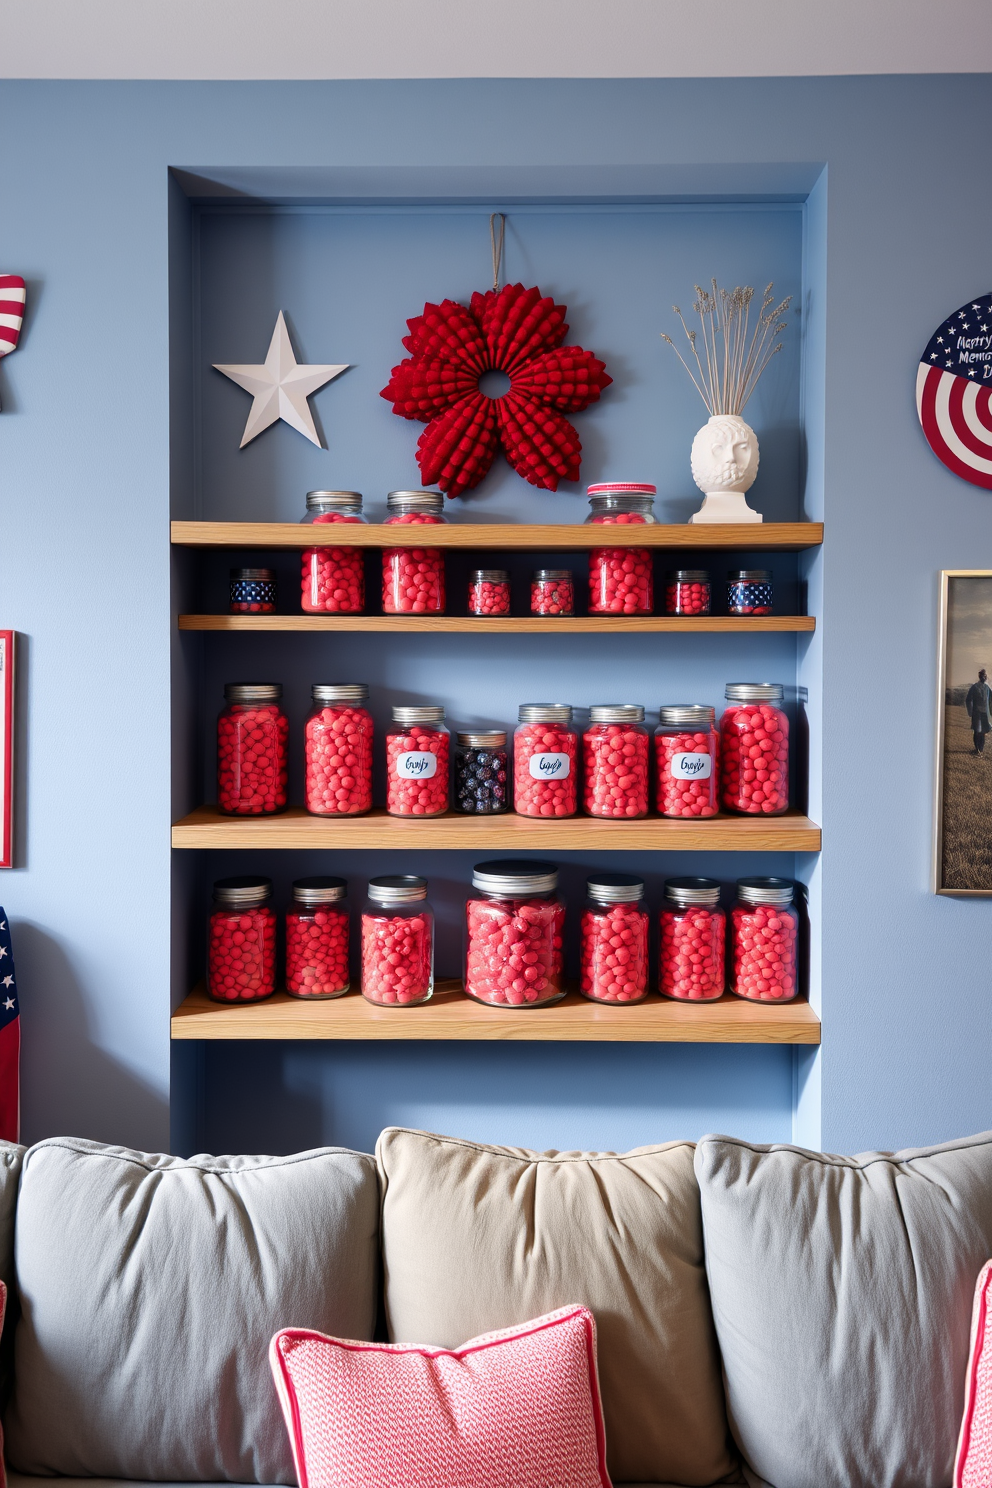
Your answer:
380,283 -> 612,499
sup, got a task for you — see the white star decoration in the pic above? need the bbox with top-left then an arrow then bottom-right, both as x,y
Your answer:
213,312 -> 349,449
2,999 -> 12,1011
1,977 -> 11,989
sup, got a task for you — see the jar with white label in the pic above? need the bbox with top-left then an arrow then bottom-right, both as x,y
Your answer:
464,859 -> 565,1007
582,705 -> 650,818
655,705 -> 719,818
386,705 -> 449,817
513,704 -> 577,818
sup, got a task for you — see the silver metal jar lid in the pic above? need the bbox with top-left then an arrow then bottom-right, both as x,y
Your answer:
728,569 -> 772,582
392,704 -> 445,724
312,683 -> 369,703
231,567 -> 274,581
213,875 -> 272,907
387,489 -> 444,512
664,876 -> 721,907
587,872 -> 644,903
224,683 -> 282,704
472,858 -> 558,896
306,490 -> 362,508
470,569 -> 509,583
518,704 -> 573,723
669,569 -> 710,582
658,704 -> 715,727
292,876 -> 347,906
724,683 -> 785,703
736,876 -> 794,907
589,704 -> 645,724
533,569 -> 572,582
368,874 -> 428,905
457,730 -> 507,748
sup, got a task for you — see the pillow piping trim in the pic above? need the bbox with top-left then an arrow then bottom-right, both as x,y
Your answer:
954,1260 -> 992,1488
697,1132 -> 992,1172
378,1128 -> 694,1165
19,1140 -> 376,1179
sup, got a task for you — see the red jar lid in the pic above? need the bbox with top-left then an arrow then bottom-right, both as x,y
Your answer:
587,482 -> 657,495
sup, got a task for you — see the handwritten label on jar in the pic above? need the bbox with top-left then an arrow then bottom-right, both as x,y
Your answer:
671,752 -> 713,780
396,751 -> 438,779
529,752 -> 571,780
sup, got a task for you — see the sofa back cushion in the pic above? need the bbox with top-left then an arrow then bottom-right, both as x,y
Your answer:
0,1141 -> 23,1410
4,1138 -> 379,1483
376,1127 -> 734,1487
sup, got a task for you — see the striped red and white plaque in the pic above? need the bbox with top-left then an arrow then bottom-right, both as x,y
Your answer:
0,276 -> 25,359
917,292 -> 992,490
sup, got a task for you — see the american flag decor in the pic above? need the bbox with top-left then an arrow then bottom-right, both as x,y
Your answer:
917,292 -> 992,489
0,276 -> 25,359
0,913 -> 19,1144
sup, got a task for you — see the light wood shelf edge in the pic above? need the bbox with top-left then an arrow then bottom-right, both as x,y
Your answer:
179,613 -> 815,634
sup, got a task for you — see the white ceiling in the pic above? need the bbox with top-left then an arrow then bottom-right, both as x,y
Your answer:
2,0 -> 990,79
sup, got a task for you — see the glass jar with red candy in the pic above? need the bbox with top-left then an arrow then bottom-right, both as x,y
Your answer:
513,704 -> 578,818
386,704 -> 449,817
361,875 -> 434,1006
207,876 -> 276,1004
304,683 -> 373,817
464,859 -> 565,1008
286,876 -> 350,1000
664,569 -> 711,617
230,567 -> 276,614
530,569 -> 574,617
582,705 -> 650,819
655,705 -> 719,818
585,482 -> 656,616
659,878 -> 725,1002
217,683 -> 289,816
468,569 -> 510,617
382,490 -> 447,614
720,683 -> 789,816
300,490 -> 366,615
730,877 -> 799,1003
579,873 -> 649,1005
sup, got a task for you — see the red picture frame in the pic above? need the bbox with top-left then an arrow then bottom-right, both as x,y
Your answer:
0,633 -> 15,869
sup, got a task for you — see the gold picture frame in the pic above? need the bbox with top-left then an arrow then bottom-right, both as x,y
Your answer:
934,571 -> 992,894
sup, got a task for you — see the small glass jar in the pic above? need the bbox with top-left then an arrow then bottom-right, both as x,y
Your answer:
207,876 -> 276,1004
660,878 -> 726,1002
301,491 -> 366,615
465,858 -> 565,1008
730,877 -> 799,1003
582,705 -> 650,819
513,704 -> 578,818
468,569 -> 510,617
530,569 -> 574,617
230,567 -> 276,614
386,704 -> 449,817
586,483 -> 656,616
664,569 -> 711,617
721,683 -> 789,816
217,683 -> 289,816
304,683 -> 373,817
286,876 -> 350,1000
382,490 -> 447,614
655,705 -> 719,818
361,875 -> 434,1006
727,569 -> 773,616
579,874 -> 649,1005
454,730 -> 509,815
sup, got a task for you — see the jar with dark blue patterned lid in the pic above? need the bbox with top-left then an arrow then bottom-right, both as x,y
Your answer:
230,568 -> 277,614
727,569 -> 773,616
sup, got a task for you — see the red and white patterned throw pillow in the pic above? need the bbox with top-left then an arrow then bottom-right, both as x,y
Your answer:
956,1261 -> 992,1487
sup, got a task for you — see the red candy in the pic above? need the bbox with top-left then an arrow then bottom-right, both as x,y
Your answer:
582,721 -> 649,818
382,513 -> 445,614
655,730 -> 719,818
468,577 -> 511,616
664,579 -> 711,616
465,895 -> 564,1006
720,702 -> 789,815
531,574 -> 574,616
588,520 -> 653,615
579,901 -> 649,1003
731,902 -> 798,1001
513,720 -> 578,818
286,905 -> 350,999
386,724 -> 449,816
217,701 -> 288,816
208,905 -> 276,1002
361,912 -> 432,1004
302,512 -> 364,614
660,905 -> 725,1000
305,703 -> 373,816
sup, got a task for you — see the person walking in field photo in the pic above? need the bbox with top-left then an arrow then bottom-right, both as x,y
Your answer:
966,668 -> 992,755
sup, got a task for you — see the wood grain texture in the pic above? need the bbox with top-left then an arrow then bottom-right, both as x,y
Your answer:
179,612 -> 815,634
171,804 -> 822,851
171,520 -> 823,551
172,981 -> 820,1044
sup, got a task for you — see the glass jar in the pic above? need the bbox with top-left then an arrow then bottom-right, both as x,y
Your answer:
230,567 -> 276,614
664,569 -> 711,617
655,705 -> 719,818
361,876 -> 434,1006
579,874 -> 649,1004
582,705 -> 650,819
720,683 -> 789,815
513,704 -> 578,818
464,859 -> 565,1008
468,569 -> 510,617
300,491 -> 366,615
382,490 -> 447,614
454,730 -> 509,815
217,683 -> 289,816
386,704 -> 449,817
207,877 -> 276,1004
530,569 -> 574,617
304,683 -> 373,817
730,877 -> 799,1003
586,483 -> 656,616
286,877 -> 350,1000
660,878 -> 726,1002
727,569 -> 773,616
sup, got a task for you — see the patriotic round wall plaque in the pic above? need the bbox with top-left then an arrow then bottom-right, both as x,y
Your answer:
917,292 -> 992,489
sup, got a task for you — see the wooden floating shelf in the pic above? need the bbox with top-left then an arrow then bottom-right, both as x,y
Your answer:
172,805 -> 821,852
171,520 -> 823,552
172,981 -> 820,1045
179,613 -> 815,635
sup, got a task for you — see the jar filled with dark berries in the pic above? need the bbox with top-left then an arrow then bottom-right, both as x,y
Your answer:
530,569 -> 574,617
579,873 -> 649,1005
301,491 -> 366,615
585,482 -> 656,616
286,876 -> 350,1000
730,877 -> 799,1003
468,569 -> 511,617
361,875 -> 434,1006
454,730 -> 509,814
382,490 -> 447,614
660,877 -> 725,1002
727,569 -> 773,616
230,567 -> 276,614
664,570 -> 711,616
207,876 -> 276,1004
217,683 -> 289,816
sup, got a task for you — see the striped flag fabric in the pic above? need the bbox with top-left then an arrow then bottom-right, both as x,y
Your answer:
917,291 -> 992,490
0,912 -> 19,1144
0,277 -> 25,359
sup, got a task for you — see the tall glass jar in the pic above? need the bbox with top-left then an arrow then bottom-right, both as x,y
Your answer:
655,705 -> 719,818
720,683 -> 789,815
304,683 -> 373,817
207,876 -> 276,1004
464,859 -> 565,1008
386,704 -> 449,817
468,569 -> 511,616
361,876 -> 434,1006
582,705 -> 650,819
300,491 -> 366,615
513,704 -> 577,818
382,490 -> 447,614
579,874 -> 649,1004
730,877 -> 799,1003
286,877 -> 350,1000
585,482 -> 656,616
217,683 -> 288,816
659,878 -> 725,1002
454,730 -> 509,815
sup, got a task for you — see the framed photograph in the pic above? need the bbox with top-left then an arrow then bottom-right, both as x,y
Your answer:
0,633 -> 14,870
934,574 -> 992,893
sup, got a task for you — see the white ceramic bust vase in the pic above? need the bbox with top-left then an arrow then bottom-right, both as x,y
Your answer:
689,413 -> 762,524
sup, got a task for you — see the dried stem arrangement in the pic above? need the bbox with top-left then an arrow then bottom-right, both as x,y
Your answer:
661,280 -> 791,417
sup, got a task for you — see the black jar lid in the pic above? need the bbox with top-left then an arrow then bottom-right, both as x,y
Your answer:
728,569 -> 772,582
669,569 -> 710,582
230,567 -> 274,582
533,569 -> 573,582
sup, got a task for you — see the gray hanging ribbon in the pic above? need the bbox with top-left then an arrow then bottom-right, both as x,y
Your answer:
490,213 -> 505,293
